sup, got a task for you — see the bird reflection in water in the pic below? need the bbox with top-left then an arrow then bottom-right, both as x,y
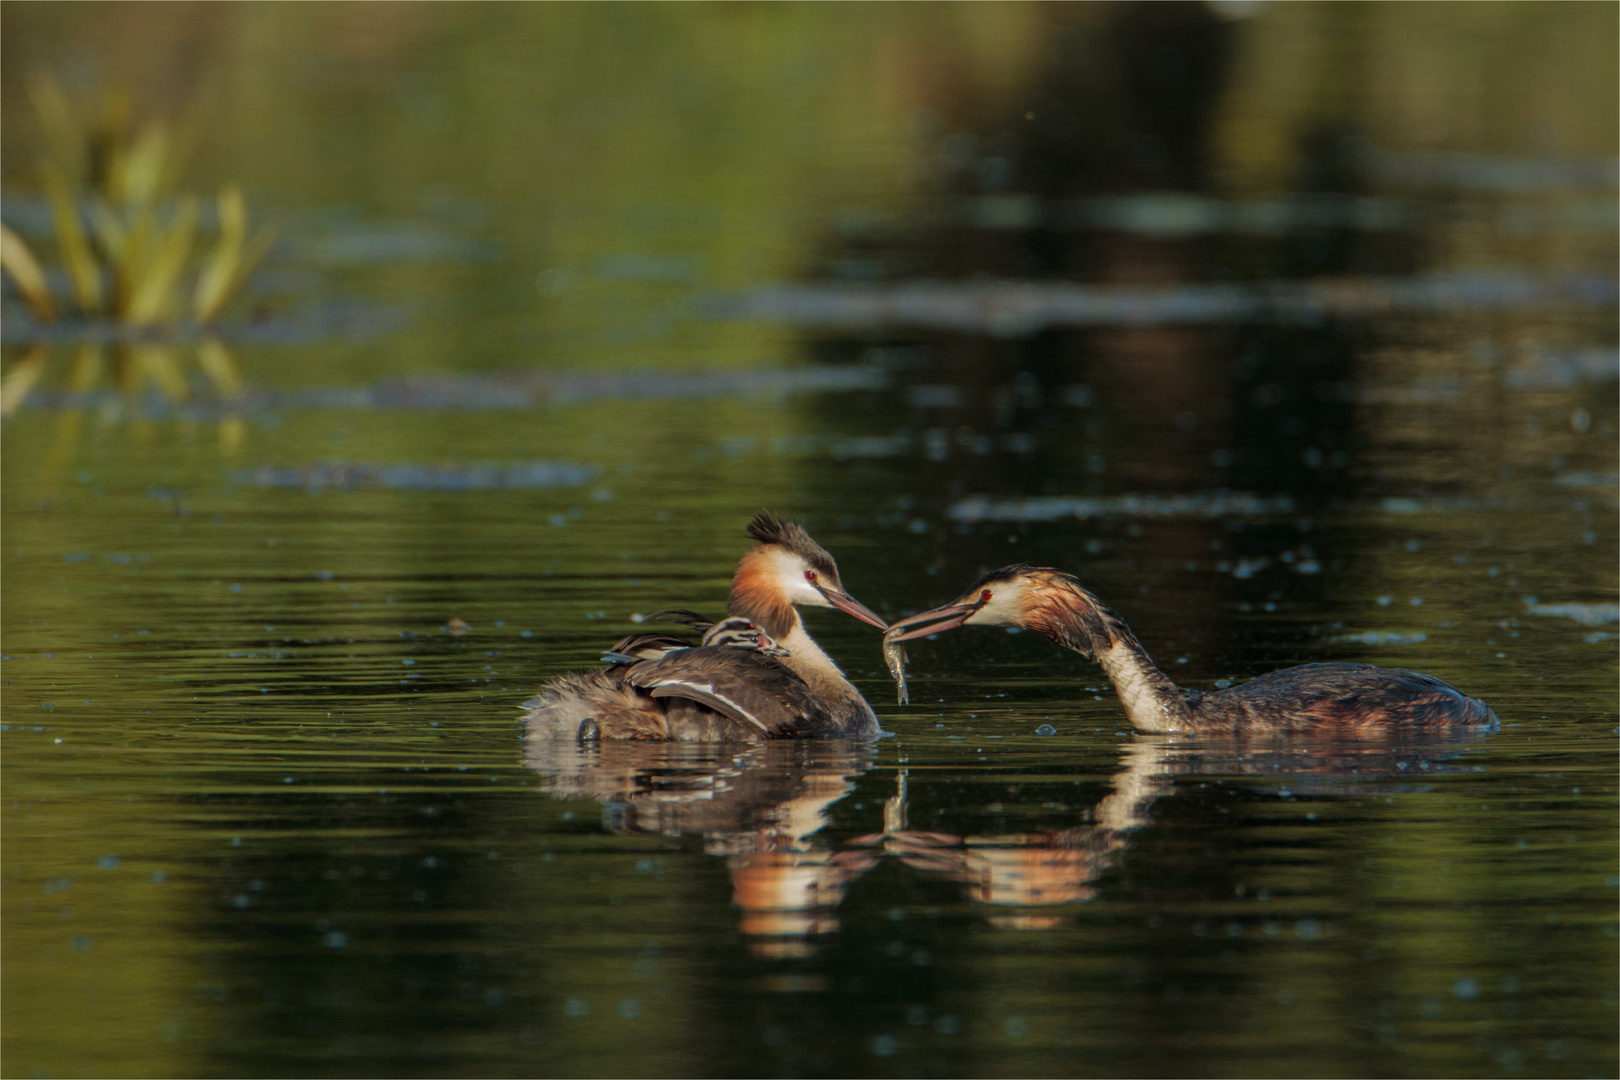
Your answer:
851,766 -> 1134,932
526,739 -> 877,958
862,729 -> 1489,928
525,728 -> 1490,954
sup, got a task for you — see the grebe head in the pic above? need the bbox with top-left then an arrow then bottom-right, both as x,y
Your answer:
884,565 -> 1082,642
729,511 -> 888,638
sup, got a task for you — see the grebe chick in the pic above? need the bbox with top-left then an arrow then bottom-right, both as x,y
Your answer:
600,614 -> 789,665
884,565 -> 1497,734
524,512 -> 888,742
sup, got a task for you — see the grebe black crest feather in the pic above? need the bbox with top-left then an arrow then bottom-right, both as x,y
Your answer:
962,563 -> 1065,594
746,510 -> 838,580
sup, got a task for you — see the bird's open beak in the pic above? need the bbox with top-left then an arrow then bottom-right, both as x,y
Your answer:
882,598 -> 984,643
815,585 -> 889,629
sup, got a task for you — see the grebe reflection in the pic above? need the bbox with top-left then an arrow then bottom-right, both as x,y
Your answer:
526,728 -> 1489,954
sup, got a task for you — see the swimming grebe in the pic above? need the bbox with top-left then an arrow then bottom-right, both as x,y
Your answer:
524,512 -> 888,742
883,565 -> 1498,733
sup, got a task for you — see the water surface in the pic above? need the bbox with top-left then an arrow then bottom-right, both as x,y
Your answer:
3,4 -> 1616,1077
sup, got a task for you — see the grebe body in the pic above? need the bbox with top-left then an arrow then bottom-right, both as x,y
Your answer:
885,565 -> 1497,734
524,513 -> 887,742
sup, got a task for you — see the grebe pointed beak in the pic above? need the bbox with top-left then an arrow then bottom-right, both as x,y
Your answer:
815,585 -> 889,629
883,598 -> 985,643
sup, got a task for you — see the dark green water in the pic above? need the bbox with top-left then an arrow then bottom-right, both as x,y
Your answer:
3,4 -> 1617,1077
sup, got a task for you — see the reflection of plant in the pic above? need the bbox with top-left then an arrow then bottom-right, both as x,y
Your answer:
0,339 -> 247,457
0,77 -> 272,428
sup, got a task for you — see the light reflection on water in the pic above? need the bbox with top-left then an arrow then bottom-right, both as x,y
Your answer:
2,434 -> 1614,1075
3,2 -> 1618,1077
4,339 -> 1616,1080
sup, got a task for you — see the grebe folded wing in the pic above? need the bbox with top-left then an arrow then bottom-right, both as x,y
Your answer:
645,608 -> 718,632
623,647 -> 829,738
601,630 -> 699,665
1215,662 -> 1497,728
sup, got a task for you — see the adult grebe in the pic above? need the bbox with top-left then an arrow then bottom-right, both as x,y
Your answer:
883,565 -> 1498,733
523,512 -> 888,742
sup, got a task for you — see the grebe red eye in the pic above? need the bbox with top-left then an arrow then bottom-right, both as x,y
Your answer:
804,570 -> 817,582
980,590 -> 992,603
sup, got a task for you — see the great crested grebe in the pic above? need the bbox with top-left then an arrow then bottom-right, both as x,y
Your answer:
523,512 -> 888,742
884,565 -> 1498,733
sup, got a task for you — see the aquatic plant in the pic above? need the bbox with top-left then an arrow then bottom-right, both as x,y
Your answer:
0,77 -> 275,421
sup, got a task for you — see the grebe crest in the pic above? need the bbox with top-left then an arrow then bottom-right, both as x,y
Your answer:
729,511 -> 863,640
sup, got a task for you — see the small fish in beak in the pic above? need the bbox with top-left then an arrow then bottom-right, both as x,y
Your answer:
882,631 -> 909,706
